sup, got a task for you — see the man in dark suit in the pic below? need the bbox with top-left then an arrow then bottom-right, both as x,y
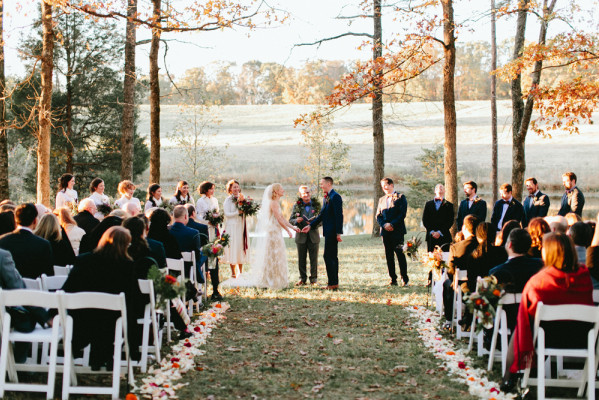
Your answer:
74,198 -> 100,234
558,171 -> 585,216
442,215 -> 479,327
457,181 -> 487,231
490,183 -> 524,231
169,205 -> 205,284
0,203 -> 53,278
522,177 -> 550,227
289,185 -> 321,286
376,177 -> 408,286
302,177 -> 343,290
185,204 -> 209,282
422,184 -> 454,252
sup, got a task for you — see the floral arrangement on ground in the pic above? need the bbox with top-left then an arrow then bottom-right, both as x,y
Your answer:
131,302 -> 230,399
407,305 -> 515,400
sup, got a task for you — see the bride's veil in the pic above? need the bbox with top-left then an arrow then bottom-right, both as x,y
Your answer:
247,184 -> 274,281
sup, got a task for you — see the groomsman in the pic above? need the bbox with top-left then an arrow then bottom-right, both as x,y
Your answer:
457,181 -> 487,231
376,178 -> 409,286
422,184 -> 454,252
558,171 -> 585,217
522,177 -> 550,227
303,177 -> 343,290
490,183 -> 524,231
289,186 -> 321,285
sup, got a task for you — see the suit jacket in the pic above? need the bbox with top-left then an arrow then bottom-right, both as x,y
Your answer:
558,187 -> 585,216
169,222 -> 202,262
422,198 -> 454,249
289,201 -> 320,244
0,229 -> 53,279
490,256 -> 544,293
376,191 -> 407,239
310,189 -> 343,237
146,238 -> 167,269
490,198 -> 524,231
187,219 -> 209,246
522,191 -> 550,227
457,197 -> 487,231
0,248 -> 25,289
447,236 -> 478,277
49,232 -> 77,267
73,210 -> 100,234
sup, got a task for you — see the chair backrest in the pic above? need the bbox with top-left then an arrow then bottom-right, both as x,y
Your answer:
22,277 -> 43,290
60,291 -> 127,313
138,279 -> 156,309
166,258 -> 185,285
593,289 -> 599,304
0,288 -> 61,309
41,274 -> 68,292
181,251 -> 195,264
53,265 -> 72,276
454,269 -> 468,282
498,293 -> 522,306
533,302 -> 599,343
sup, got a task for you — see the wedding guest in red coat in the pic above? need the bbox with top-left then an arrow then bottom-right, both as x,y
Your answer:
500,232 -> 593,392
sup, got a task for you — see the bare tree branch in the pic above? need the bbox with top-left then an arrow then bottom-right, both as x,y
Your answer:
295,32 -> 374,48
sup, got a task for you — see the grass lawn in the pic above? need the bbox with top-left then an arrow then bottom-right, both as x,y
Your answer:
175,234 -> 479,399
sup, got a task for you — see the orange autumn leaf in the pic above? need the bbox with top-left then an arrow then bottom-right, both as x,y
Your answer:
445,351 -> 455,355
200,321 -> 206,326
326,333 -> 333,338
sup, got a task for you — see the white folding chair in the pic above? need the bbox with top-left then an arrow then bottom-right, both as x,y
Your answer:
22,277 -> 43,290
592,289 -> 599,304
136,279 -> 161,373
521,302 -> 599,400
0,289 -> 62,399
181,251 -> 202,313
451,269 -> 469,339
467,277 -> 488,356
59,291 -> 134,400
41,274 -> 68,292
487,292 -> 522,374
53,265 -> 72,276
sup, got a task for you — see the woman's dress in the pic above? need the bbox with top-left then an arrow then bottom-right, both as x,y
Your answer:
222,195 -> 249,264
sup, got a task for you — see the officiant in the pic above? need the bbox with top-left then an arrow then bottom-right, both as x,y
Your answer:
289,185 -> 321,286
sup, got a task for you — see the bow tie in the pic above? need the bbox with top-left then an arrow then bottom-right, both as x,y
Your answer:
529,194 -> 534,198
502,200 -> 510,205
434,198 -> 443,201
566,189 -> 573,194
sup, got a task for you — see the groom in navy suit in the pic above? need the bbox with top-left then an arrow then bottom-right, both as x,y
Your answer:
376,177 -> 409,286
302,177 -> 343,290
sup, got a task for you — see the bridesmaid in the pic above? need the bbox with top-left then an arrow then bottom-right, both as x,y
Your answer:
55,173 -> 78,209
88,178 -> 110,219
196,181 -> 219,240
114,180 -> 141,210
222,179 -> 249,278
169,180 -> 194,206
144,183 -> 163,212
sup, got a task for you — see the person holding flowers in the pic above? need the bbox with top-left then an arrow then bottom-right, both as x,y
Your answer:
55,173 -> 78,209
289,185 -> 321,285
87,178 -> 111,220
222,179 -> 249,278
195,181 -> 220,241
169,180 -> 194,206
144,183 -> 164,212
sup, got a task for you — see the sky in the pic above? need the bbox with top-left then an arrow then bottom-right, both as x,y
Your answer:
3,0 -> 598,79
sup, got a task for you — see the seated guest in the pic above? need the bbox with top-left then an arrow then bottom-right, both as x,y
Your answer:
185,203 -> 209,274
565,212 -> 582,227
55,207 -> 86,255
501,232 -> 593,392
442,215 -> 479,328
469,222 -> 507,291
34,214 -> 76,267
545,215 -> 568,234
123,216 -> 166,272
123,201 -> 141,217
78,213 -> 124,255
0,203 -> 53,278
74,198 -> 100,234
586,214 -> 599,287
495,220 -> 521,247
61,226 -> 144,368
169,205 -> 204,282
568,221 -> 592,264
147,208 -> 182,260
0,208 -> 15,236
138,214 -> 167,269
526,217 -> 551,258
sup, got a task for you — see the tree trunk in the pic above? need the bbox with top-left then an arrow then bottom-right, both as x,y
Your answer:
149,0 -> 161,184
38,1 -> 54,206
0,0 -> 8,200
120,0 -> 137,181
510,0 -> 529,201
371,0 -> 384,237
490,0 -> 498,203
66,66 -> 73,173
441,0 -> 458,234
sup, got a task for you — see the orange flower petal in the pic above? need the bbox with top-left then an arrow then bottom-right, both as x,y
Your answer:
446,351 -> 455,355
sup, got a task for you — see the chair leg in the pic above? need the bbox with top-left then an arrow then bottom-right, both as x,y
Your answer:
538,330 -> 546,400
62,319 -> 73,400
46,324 -> 60,399
467,315 -> 476,352
488,311 -> 501,371
112,319 -> 123,400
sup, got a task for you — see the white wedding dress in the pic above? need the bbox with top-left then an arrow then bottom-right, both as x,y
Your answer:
221,185 -> 289,290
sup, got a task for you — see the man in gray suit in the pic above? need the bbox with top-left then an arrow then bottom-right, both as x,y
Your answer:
289,185 -> 321,286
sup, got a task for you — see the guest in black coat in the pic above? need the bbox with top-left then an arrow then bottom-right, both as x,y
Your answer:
456,181 -> 487,231
558,172 -> 584,217
61,226 -> 144,368
170,205 -> 204,282
78,214 -> 124,254
468,222 -> 507,292
0,209 -> 16,236
490,183 -> 524,232
73,198 -> 100,234
0,203 -> 53,278
147,208 -> 182,260
522,178 -> 550,227
34,214 -> 76,267
422,184 -> 454,252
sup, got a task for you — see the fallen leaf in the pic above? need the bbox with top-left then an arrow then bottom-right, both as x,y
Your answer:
299,350 -> 307,356
333,339 -> 343,345
226,347 -> 241,352
391,365 -> 408,373
304,320 -> 317,327
311,383 -> 324,393
386,338 -> 396,342
408,378 -> 418,386
326,333 -> 333,338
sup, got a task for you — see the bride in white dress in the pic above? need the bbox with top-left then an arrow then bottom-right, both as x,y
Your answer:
221,183 -> 299,290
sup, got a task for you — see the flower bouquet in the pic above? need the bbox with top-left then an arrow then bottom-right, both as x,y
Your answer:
160,201 -> 175,214
96,203 -> 112,217
147,265 -> 187,308
464,275 -> 504,332
205,208 -> 224,226
201,233 -> 230,270
421,246 -> 447,281
236,196 -> 260,217
402,235 -> 422,260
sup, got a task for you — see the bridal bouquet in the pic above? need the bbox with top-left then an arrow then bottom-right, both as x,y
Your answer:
202,233 -> 231,259
205,209 -> 224,226
147,265 -> 186,308
236,196 -> 260,216
464,276 -> 504,332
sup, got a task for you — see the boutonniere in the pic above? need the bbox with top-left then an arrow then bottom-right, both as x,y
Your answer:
472,197 -> 481,204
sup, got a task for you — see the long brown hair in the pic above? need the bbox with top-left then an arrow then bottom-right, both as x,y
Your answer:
542,232 -> 578,273
95,226 -> 132,261
528,217 -> 550,254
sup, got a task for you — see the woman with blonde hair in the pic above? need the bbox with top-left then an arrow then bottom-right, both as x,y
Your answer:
114,180 -> 141,210
55,207 -> 86,255
34,213 -> 76,266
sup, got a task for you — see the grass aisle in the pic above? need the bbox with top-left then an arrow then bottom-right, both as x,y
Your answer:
177,235 -> 478,399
